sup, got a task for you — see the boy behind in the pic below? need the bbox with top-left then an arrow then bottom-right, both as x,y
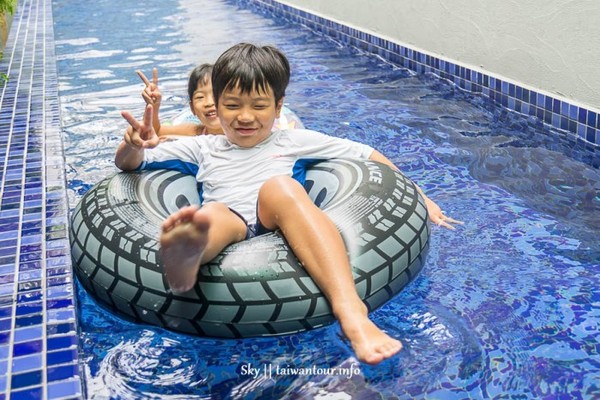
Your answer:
116,43 -> 460,365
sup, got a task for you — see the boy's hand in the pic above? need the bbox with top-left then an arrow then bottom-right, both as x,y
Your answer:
424,197 -> 463,230
121,105 -> 160,149
137,68 -> 162,106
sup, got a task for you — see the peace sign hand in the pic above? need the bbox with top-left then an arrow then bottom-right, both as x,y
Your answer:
120,104 -> 160,149
137,68 -> 162,106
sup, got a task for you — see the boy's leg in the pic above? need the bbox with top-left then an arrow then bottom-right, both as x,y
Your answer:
160,203 -> 247,293
257,176 -> 402,365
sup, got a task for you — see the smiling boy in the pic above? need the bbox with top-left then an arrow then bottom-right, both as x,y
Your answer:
116,43 -> 460,365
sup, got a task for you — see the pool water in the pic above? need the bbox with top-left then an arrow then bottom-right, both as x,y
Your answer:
53,0 -> 599,398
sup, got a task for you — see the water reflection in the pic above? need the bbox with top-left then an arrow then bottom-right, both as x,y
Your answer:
55,0 -> 599,398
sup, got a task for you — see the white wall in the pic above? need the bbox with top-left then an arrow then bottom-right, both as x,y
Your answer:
280,0 -> 600,111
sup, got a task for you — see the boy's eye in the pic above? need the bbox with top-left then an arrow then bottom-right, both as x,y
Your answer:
224,103 -> 239,109
254,104 -> 269,110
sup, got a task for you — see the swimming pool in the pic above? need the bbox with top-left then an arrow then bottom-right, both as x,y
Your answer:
53,0 -> 599,398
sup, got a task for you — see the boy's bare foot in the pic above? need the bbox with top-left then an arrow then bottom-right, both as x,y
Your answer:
159,205 -> 209,293
336,303 -> 403,365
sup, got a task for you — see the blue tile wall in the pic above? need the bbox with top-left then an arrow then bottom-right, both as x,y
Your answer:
241,0 -> 600,148
0,0 -> 83,398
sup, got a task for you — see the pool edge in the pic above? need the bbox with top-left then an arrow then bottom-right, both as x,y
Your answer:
242,0 -> 600,149
0,0 -> 84,398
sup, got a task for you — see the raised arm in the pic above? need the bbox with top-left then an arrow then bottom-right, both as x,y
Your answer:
152,121 -> 202,137
137,68 -> 206,137
115,104 -> 160,171
369,149 -> 462,229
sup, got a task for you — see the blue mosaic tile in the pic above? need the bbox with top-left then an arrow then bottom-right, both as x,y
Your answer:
46,349 -> 78,367
0,0 -> 82,396
47,335 -> 77,351
47,378 -> 81,399
245,0 -> 600,148
16,291 -> 43,304
0,275 -> 13,287
15,303 -> 43,317
12,354 -> 43,374
12,340 -> 43,358
10,369 -> 43,389
10,386 -> 43,400
46,285 -> 72,300
13,326 -> 44,344
47,299 -> 73,311
46,323 -> 76,337
0,346 -> 9,360
46,309 -> 76,325
47,364 -> 78,383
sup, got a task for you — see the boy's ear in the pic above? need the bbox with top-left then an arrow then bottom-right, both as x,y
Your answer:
276,98 -> 284,118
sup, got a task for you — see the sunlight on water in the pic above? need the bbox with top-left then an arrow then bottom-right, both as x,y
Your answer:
53,0 -> 599,398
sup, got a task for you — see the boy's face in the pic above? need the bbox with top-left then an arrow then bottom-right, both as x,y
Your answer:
191,78 -> 221,134
217,85 -> 283,148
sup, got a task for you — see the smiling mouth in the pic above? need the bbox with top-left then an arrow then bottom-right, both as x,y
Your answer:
236,127 -> 258,135
205,110 -> 217,118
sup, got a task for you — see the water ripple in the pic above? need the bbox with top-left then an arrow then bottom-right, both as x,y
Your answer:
55,0 -> 600,398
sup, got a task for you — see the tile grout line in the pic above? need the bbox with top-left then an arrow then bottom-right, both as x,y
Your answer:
0,0 -> 27,210
40,0 -> 49,396
40,0 -> 83,395
6,0 -> 34,395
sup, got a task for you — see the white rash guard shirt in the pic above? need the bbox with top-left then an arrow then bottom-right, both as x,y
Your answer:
140,129 -> 374,224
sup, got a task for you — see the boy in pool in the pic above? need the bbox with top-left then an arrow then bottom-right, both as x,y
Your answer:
116,43 -> 461,365
138,64 -> 298,137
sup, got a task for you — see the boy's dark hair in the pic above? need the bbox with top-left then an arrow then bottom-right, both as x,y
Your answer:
212,43 -> 290,105
188,63 -> 213,101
